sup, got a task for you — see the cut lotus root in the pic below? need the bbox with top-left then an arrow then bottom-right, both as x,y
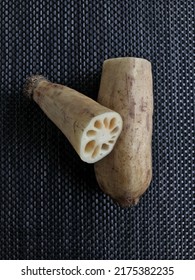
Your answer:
24,75 -> 123,163
80,112 -> 122,163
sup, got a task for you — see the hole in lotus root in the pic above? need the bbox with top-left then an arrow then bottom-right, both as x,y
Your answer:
102,143 -> 109,150
87,130 -> 97,137
109,118 -> 116,129
92,145 -> 100,158
94,120 -> 102,129
85,140 -> 96,153
103,118 -> 109,128
111,126 -> 119,134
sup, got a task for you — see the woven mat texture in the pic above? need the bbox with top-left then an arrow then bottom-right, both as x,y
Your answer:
0,0 -> 194,259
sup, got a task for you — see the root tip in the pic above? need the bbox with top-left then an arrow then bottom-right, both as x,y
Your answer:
113,196 -> 140,208
23,75 -> 47,99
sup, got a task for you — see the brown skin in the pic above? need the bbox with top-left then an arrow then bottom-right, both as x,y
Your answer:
94,57 -> 153,207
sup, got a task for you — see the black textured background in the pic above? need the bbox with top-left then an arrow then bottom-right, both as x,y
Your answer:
0,0 -> 194,260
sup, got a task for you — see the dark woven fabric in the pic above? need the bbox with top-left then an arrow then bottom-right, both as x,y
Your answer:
0,0 -> 194,260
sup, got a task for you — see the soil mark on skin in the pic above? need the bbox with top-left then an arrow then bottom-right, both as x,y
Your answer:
146,113 -> 150,131
125,73 -> 136,119
140,97 -> 147,112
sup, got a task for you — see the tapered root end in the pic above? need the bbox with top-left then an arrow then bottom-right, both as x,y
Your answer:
23,75 -> 47,99
112,196 -> 140,208
97,182 -> 140,208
